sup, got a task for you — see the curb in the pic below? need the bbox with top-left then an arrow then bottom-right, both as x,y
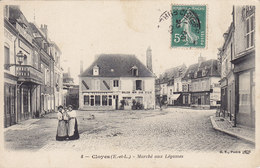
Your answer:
210,116 -> 255,145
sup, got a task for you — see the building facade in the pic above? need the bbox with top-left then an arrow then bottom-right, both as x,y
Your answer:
4,5 -> 43,127
79,54 -> 155,110
3,5 -> 62,127
231,6 -> 255,128
30,23 -> 56,114
63,68 -> 79,109
218,22 -> 235,121
4,6 -> 19,127
183,56 -> 221,109
155,64 -> 187,106
50,42 -> 63,110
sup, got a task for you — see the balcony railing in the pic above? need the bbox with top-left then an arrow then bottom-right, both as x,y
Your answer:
16,65 -> 43,85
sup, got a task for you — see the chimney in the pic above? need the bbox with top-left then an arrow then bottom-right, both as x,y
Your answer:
40,24 -> 48,39
146,46 -> 153,72
80,60 -> 83,74
198,54 -> 206,66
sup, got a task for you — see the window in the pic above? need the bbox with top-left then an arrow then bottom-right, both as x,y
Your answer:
45,69 -> 50,86
246,15 -> 254,48
4,46 -> 10,70
239,72 -> 250,113
102,95 -> 107,106
84,95 -> 89,105
109,95 -> 112,106
135,97 -> 143,104
95,95 -> 100,106
170,89 -> 172,95
202,70 -> 206,76
132,66 -> 138,76
194,72 -> 197,78
123,97 -> 131,106
93,65 -> 99,76
113,80 -> 119,87
136,80 -> 142,90
177,83 -> 179,92
90,95 -> 94,106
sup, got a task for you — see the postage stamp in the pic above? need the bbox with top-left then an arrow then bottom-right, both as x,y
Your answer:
171,5 -> 206,48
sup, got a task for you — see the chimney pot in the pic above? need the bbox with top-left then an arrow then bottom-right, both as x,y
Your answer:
146,46 -> 153,73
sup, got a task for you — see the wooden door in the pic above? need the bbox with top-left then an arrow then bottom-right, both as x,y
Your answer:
4,84 -> 16,127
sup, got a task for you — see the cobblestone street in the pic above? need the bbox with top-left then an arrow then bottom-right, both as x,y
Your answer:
5,108 -> 254,152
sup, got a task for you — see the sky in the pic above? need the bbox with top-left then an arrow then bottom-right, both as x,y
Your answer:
17,1 -> 233,84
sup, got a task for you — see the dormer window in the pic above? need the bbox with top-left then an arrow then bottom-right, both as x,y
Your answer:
131,66 -> 138,76
202,69 -> 207,76
93,65 -> 99,76
194,72 -> 197,78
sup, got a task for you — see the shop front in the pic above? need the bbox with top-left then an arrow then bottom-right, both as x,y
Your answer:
191,92 -> 210,109
232,50 -> 255,128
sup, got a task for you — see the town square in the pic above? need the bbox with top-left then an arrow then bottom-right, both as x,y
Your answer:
2,1 -> 258,168
5,108 -> 254,152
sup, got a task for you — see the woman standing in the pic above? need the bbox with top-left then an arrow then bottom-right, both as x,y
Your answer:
56,105 -> 69,141
67,105 -> 80,140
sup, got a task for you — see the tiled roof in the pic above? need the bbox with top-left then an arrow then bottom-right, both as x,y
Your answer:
183,59 -> 220,79
157,64 -> 187,84
79,54 -> 155,77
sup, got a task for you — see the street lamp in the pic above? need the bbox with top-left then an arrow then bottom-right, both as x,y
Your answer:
4,50 -> 26,69
17,50 -> 26,65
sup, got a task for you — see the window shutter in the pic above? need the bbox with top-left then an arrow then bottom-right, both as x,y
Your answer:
143,80 -> 145,91
133,80 -> 136,91
103,80 -> 110,90
82,80 -> 89,90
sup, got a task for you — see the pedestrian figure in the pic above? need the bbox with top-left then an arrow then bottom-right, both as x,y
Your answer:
67,105 -> 80,140
56,105 -> 69,141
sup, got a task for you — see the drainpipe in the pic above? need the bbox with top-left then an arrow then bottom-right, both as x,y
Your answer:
14,31 -> 20,123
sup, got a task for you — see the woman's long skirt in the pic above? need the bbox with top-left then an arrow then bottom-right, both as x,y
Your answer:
56,120 -> 68,141
68,118 -> 79,140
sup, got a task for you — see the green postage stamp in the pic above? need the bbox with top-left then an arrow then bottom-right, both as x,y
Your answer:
171,5 -> 206,48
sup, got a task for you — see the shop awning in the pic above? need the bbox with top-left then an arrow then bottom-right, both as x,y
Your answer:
170,94 -> 180,100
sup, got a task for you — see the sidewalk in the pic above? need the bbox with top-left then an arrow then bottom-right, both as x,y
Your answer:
4,112 -> 57,132
210,116 -> 255,144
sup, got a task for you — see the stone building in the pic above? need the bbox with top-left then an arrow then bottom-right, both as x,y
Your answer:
218,22 -> 235,121
231,6 -> 255,128
3,5 -> 62,127
182,56 -> 221,109
30,23 -> 55,114
79,54 -> 155,110
50,42 -> 63,109
161,64 -> 187,106
4,6 -> 43,128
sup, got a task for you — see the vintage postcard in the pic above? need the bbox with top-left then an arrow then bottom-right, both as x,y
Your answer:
0,0 -> 259,168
